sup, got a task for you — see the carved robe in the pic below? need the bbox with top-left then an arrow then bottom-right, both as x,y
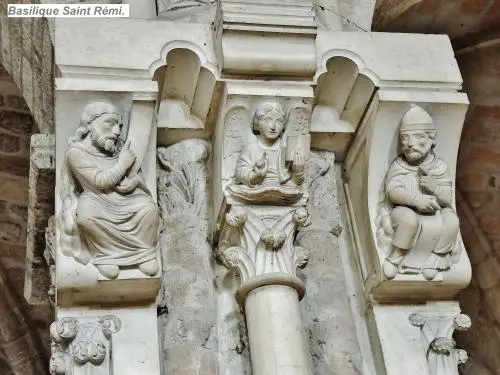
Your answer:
385,153 -> 459,272
236,139 -> 291,186
227,138 -> 304,205
60,142 -> 158,267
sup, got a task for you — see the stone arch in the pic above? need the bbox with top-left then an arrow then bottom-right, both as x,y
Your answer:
156,48 -> 218,131
312,56 -> 376,158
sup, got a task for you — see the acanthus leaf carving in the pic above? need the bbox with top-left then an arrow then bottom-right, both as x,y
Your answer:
409,312 -> 471,375
49,315 -> 121,375
217,206 -> 311,283
157,139 -> 210,222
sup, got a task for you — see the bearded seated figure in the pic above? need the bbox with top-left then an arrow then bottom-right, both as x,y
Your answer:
381,104 -> 460,281
226,102 -> 305,205
60,102 -> 159,279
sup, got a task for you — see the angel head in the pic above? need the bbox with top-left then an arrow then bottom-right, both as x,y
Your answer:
252,102 -> 287,145
70,101 -> 123,154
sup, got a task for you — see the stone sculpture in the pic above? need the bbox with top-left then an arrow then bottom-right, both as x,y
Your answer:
49,315 -> 121,375
226,102 -> 307,205
378,104 -> 460,280
58,101 -> 160,279
409,312 -> 471,375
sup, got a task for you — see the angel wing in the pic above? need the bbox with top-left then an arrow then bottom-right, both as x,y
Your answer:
285,106 -> 311,137
222,105 -> 253,189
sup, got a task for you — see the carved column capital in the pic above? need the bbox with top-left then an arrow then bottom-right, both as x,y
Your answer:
49,315 -> 121,375
409,312 -> 471,375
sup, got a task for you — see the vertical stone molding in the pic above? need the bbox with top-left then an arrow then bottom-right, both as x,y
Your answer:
296,151 -> 365,375
157,139 -> 217,375
25,133 -> 55,305
44,215 -> 56,306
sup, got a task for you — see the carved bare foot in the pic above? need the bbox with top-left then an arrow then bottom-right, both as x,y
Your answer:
382,260 -> 399,280
422,268 -> 438,280
96,265 -> 120,279
139,259 -> 159,277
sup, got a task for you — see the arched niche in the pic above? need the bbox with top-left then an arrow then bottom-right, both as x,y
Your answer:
311,56 -> 376,160
156,48 -> 217,130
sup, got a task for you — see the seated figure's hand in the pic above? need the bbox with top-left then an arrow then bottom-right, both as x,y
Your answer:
420,175 -> 439,195
292,150 -> 305,173
414,195 -> 440,214
249,152 -> 268,185
118,140 -> 136,169
115,175 -> 139,194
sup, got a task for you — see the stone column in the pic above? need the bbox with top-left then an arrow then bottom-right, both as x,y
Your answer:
245,285 -> 310,375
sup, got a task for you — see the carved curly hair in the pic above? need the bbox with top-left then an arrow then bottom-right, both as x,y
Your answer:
252,102 -> 286,134
69,101 -> 120,145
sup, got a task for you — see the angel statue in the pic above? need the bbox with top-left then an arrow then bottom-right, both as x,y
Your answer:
377,104 -> 460,280
58,101 -> 159,279
226,102 -> 306,205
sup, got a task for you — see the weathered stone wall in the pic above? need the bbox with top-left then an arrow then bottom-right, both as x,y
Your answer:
0,1 -> 54,134
454,42 -> 500,375
157,140 -> 218,375
0,68 -> 51,375
0,3 -> 54,370
297,151 -> 363,375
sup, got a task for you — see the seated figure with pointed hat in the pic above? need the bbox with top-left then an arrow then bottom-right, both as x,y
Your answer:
381,104 -> 459,280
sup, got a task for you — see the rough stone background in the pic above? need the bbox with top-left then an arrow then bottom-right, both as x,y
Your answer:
0,2 -> 54,372
156,140 -> 218,375
0,68 -> 51,374
297,150 -> 363,375
0,2 -> 54,134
